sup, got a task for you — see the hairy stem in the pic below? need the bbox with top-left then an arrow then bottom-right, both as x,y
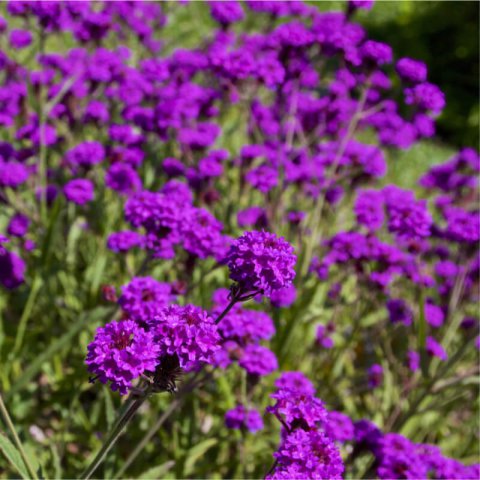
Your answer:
0,393 -> 38,480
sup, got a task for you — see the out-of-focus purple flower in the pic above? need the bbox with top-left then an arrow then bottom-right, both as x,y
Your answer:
237,207 -> 268,229
86,320 -> 160,395
209,1 -> 244,25
239,344 -> 277,376
354,189 -> 385,230
426,336 -> 448,361
354,419 -> 383,450
107,231 -> 143,253
0,161 -> 29,188
65,142 -> 105,170
7,213 -> 30,238
105,163 -> 142,195
387,299 -> 413,326
9,29 -> 32,49
118,276 -> 174,322
63,179 -> 94,205
361,40 -> 392,66
368,364 -> 383,388
325,411 -> 355,443
162,157 -> 186,178
225,405 -> 264,433
424,300 -> 445,328
349,0 -> 374,10
0,249 -> 25,289
226,230 -> 296,297
407,350 -> 420,372
270,284 -> 297,308
316,324 -> 334,349
218,307 -> 275,343
405,82 -> 445,114
274,371 -> 316,396
396,57 -> 427,84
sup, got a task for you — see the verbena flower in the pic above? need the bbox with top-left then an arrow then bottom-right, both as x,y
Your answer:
86,320 -> 160,395
226,230 -> 296,297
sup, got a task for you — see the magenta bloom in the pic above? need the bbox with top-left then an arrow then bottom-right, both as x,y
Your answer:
426,337 -> 448,361
368,364 -> 383,388
274,371 -> 316,396
226,230 -> 296,297
7,213 -> 30,238
105,163 -> 141,195
270,284 -> 297,308
107,231 -> 143,253
0,250 -> 25,289
86,320 -> 160,395
63,179 -> 94,205
396,57 -> 427,84
238,344 -> 278,376
9,29 -> 32,49
149,304 -> 220,371
118,276 -> 174,322
225,405 -> 264,433
270,429 -> 344,480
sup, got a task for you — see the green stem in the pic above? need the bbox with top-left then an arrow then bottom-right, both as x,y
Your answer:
80,396 -> 146,480
0,393 -> 38,480
12,276 -> 42,355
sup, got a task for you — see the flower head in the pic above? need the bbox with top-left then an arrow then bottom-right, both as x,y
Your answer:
86,320 -> 160,395
226,231 -> 296,297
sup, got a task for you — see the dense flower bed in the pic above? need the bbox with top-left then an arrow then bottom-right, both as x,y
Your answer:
0,1 -> 478,479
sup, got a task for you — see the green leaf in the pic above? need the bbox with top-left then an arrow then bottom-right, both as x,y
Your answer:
6,306 -> 112,400
104,389 -> 115,429
184,438 -> 217,476
0,433 -> 29,479
137,461 -> 175,479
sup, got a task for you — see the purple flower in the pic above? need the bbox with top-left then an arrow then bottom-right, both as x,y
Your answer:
405,82 -> 445,114
368,364 -> 383,388
0,249 -> 25,289
86,320 -> 160,395
354,189 -> 385,230
63,179 -> 94,205
270,429 -> 344,480
270,284 -> 297,308
407,350 -> 420,372
226,231 -> 296,297
424,300 -> 445,328
349,0 -> 374,10
218,307 -> 275,343
65,142 -> 105,170
238,344 -> 278,376
237,207 -> 268,229
0,161 -> 29,188
107,231 -> 143,253
162,158 -> 186,178
387,299 -> 413,326
209,1 -> 244,25
361,40 -> 392,65
325,411 -> 354,443
118,276 -> 174,322
267,388 -> 328,430
148,304 -> 220,371
426,336 -> 448,361
274,372 -> 316,396
316,324 -> 335,349
225,405 -> 264,433
383,186 -> 432,239
105,163 -> 141,196
9,29 -> 32,49
396,57 -> 427,84
180,208 -> 225,260
84,100 -> 110,124
354,419 -> 383,450
7,213 -> 30,238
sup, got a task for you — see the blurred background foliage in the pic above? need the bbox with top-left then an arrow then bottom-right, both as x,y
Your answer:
314,0 -> 479,149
